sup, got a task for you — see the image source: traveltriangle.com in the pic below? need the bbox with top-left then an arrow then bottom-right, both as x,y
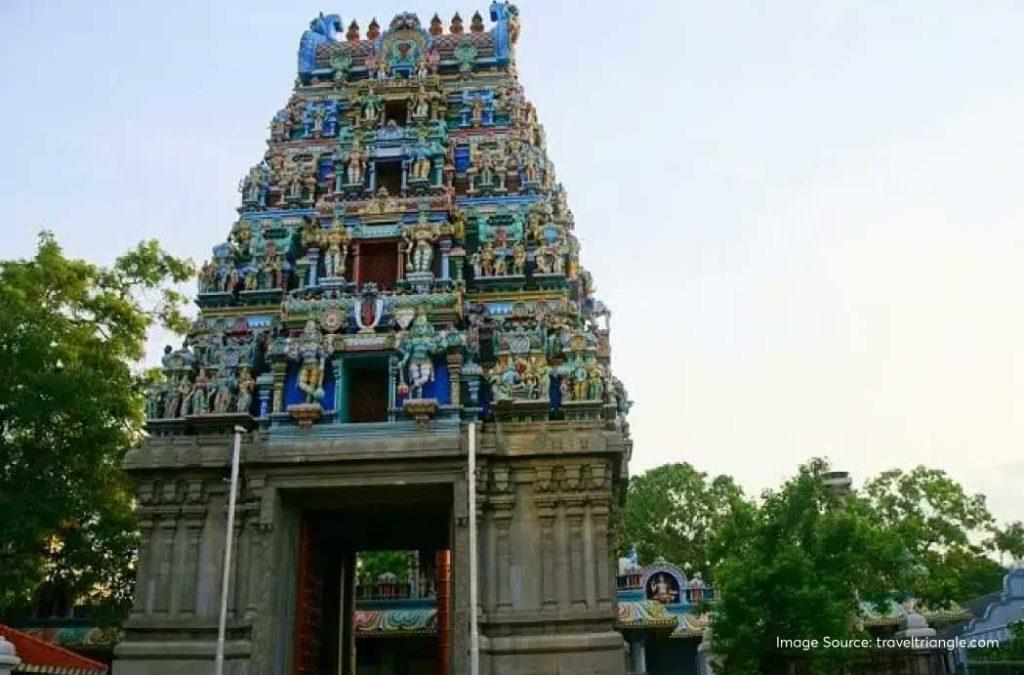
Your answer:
117,4 -> 634,674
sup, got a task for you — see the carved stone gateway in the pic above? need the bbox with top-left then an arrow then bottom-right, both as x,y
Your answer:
115,4 -> 631,674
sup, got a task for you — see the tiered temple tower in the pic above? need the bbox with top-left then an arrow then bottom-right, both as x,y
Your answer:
115,5 -> 632,674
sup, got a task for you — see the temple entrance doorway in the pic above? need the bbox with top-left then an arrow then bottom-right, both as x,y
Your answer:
288,484 -> 453,675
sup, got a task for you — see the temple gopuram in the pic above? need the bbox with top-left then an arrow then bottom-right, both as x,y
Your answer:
113,4 -> 634,674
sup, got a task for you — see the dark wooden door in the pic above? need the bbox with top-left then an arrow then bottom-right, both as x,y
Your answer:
293,520 -> 323,675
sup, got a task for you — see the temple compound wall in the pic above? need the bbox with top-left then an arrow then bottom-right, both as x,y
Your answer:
113,4 -> 632,674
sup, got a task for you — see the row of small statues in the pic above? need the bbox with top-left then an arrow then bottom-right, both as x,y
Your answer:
147,369 -> 255,420
488,355 -> 610,404
470,241 -> 568,278
198,254 -> 289,293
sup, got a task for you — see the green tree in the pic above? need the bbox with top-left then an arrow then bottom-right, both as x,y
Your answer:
710,459 -> 911,675
357,551 -> 411,585
619,462 -> 748,581
863,466 -> 998,604
992,521 -> 1024,564
0,233 -> 192,620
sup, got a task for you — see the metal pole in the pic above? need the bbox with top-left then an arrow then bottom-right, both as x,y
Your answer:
468,422 -> 479,675
215,426 -> 244,675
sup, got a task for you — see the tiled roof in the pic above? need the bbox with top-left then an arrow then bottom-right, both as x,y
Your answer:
0,624 -> 106,674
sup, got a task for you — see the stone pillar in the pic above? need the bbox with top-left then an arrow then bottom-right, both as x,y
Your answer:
153,516 -> 178,615
131,515 -> 156,617
697,627 -> 718,675
257,374 -> 273,418
536,494 -> 558,611
305,247 -> 320,287
271,361 -> 288,413
591,496 -> 613,610
341,549 -> 357,675
388,355 -> 398,421
0,635 -> 20,675
565,495 -> 587,609
493,506 -> 513,611
439,239 -> 452,280
630,635 -> 647,675
179,515 -> 204,617
332,357 -> 346,423
446,351 -> 462,407
352,242 -> 362,286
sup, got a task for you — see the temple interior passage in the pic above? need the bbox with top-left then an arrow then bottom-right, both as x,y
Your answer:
288,485 -> 452,675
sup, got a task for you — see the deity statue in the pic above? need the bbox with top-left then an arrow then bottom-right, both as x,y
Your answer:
410,86 -> 431,120
235,369 -> 254,414
586,360 -> 606,401
471,97 -> 484,127
165,379 -> 187,418
397,311 -> 441,399
410,141 -> 432,181
323,226 -> 352,278
478,241 -> 496,277
652,574 -> 676,604
521,150 -> 539,183
146,382 -> 164,419
189,369 -> 211,415
415,56 -> 429,80
403,213 -> 440,274
198,260 -> 218,293
345,140 -> 365,185
311,105 -> 325,137
243,265 -> 259,291
362,89 -> 381,124
294,320 -> 326,403
212,373 -> 235,413
510,242 -> 527,275
240,164 -> 264,203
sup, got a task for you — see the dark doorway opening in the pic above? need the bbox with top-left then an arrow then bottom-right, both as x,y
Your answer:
289,485 -> 453,675
376,162 -> 402,196
384,101 -> 408,126
340,356 -> 389,423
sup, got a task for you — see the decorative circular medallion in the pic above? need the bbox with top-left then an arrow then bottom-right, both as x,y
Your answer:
320,308 -> 344,333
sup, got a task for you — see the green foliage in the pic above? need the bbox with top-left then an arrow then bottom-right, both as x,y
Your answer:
618,462 -> 749,581
0,232 -> 193,621
357,551 -> 410,584
710,459 -> 911,675
863,466 -> 997,605
992,521 -> 1024,562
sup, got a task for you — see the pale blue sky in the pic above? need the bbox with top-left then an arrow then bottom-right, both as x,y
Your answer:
2,1 -> 1022,522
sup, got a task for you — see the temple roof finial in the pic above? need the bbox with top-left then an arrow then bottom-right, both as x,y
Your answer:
346,20 -> 360,42
470,11 -> 485,34
450,12 -> 464,35
367,17 -> 380,40
429,13 -> 443,37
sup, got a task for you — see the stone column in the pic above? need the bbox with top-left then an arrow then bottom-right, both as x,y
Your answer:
332,357 -> 346,422
305,247 -> 320,287
493,508 -> 512,614
630,635 -> 647,675
536,495 -> 558,611
271,361 -> 288,414
0,636 -> 20,675
446,351 -> 463,407
341,549 -> 357,675
439,239 -> 452,280
591,496 -> 613,610
565,495 -> 587,610
179,515 -> 204,617
131,515 -> 156,617
153,516 -> 178,615
388,355 -> 398,421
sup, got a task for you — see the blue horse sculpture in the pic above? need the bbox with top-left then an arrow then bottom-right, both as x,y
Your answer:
298,13 -> 342,81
